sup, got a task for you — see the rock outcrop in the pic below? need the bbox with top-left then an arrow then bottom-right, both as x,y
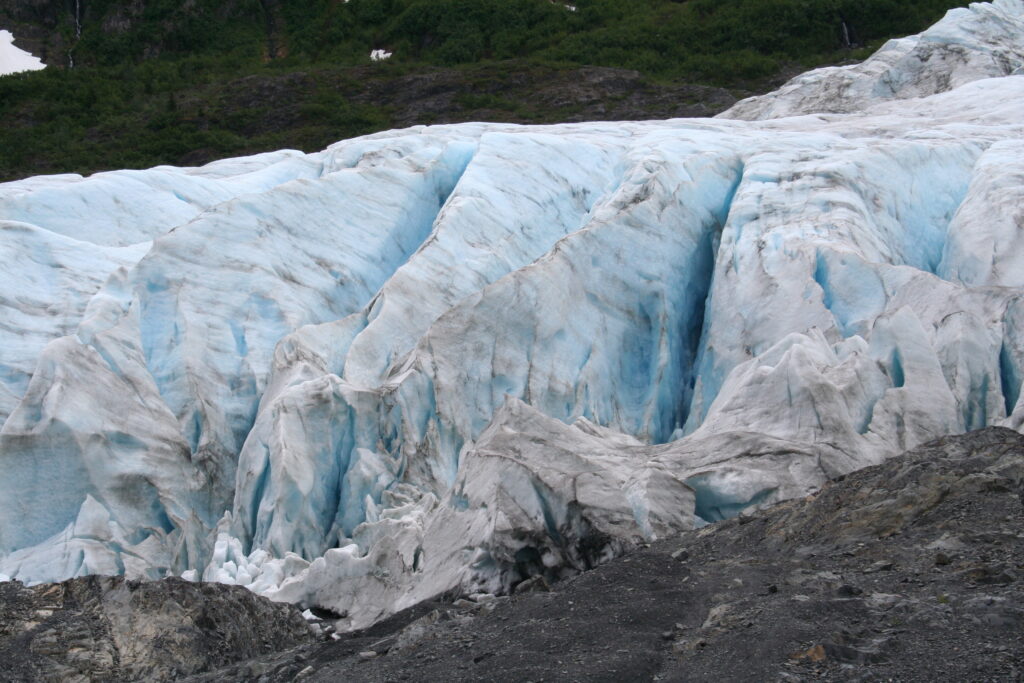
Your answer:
0,576 -> 313,682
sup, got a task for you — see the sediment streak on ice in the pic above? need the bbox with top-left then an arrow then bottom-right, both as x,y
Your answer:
1,0 -> 1023,631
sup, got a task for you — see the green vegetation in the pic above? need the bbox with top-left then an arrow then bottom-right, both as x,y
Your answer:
0,0 -> 972,180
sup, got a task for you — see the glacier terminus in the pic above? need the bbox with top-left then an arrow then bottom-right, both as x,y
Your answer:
1,0 -> 1023,631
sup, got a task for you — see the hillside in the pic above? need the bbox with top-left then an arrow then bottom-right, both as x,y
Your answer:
0,0 -> 972,180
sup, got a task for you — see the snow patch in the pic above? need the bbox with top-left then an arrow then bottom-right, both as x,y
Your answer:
0,30 -> 44,77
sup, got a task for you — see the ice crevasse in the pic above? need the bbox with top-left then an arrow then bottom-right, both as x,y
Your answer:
1,0 -> 1023,629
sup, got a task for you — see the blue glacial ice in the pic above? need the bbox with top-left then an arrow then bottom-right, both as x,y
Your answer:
1,0 -> 1023,630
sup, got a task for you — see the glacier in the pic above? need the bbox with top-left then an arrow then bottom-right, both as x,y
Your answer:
1,0 -> 1023,630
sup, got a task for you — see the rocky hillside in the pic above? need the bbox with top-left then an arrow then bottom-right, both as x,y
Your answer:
0,0 -> 973,180
0,575 -> 314,681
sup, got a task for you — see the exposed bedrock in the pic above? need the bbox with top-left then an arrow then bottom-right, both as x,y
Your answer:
0,575 -> 313,682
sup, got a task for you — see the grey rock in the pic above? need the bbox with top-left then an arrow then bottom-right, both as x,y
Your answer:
0,576 -> 313,682
670,548 -> 690,562
513,576 -> 551,594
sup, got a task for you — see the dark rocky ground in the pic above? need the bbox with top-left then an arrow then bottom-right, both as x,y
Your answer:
0,576 -> 313,681
3,427 -> 1022,681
